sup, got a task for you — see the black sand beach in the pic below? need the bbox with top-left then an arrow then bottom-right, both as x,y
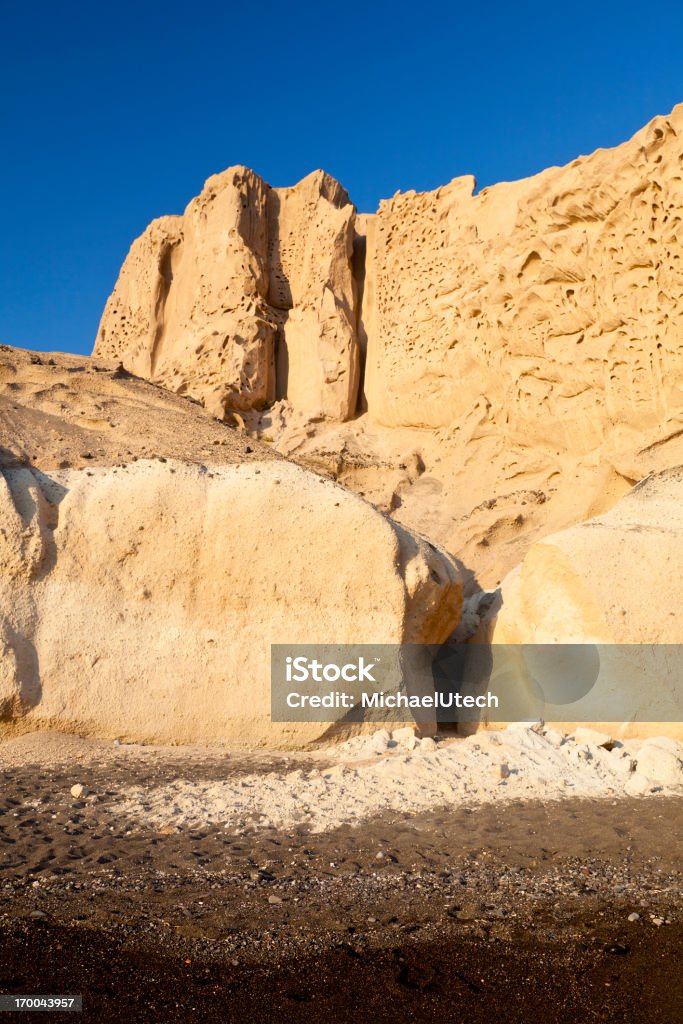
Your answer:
0,742 -> 680,1022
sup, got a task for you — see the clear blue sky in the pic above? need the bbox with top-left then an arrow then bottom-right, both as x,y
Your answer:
2,1 -> 683,355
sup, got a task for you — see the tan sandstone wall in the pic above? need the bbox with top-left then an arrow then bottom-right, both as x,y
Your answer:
96,105 -> 683,475
362,105 -> 683,471
95,169 -> 359,422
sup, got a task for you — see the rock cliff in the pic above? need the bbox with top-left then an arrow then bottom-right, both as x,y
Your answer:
95,169 -> 358,422
94,105 -> 683,589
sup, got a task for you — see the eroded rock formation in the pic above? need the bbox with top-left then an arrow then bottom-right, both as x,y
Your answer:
95,169 -> 358,422
95,105 -> 683,589
483,468 -> 683,739
0,457 -> 460,746
492,468 -> 683,646
363,108 -> 683,459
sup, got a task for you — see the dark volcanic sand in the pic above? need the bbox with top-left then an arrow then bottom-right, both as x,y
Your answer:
0,743 -> 681,1022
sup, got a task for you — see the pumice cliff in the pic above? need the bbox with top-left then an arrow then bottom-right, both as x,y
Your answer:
362,106 -> 683,454
95,168 -> 359,422
97,103 -> 683,461
95,104 -> 683,587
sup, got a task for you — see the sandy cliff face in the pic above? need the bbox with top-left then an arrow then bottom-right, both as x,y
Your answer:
94,168 -> 358,422
363,108 -> 683,454
94,105 -> 683,588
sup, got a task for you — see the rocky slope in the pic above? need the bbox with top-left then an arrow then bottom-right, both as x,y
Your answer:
0,344 -> 276,471
94,104 -> 683,588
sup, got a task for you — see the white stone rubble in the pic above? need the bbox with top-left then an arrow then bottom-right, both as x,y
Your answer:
113,726 -> 683,836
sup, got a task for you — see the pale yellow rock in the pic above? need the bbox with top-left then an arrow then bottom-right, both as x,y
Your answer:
0,460 -> 461,747
95,168 -> 359,422
494,469 -> 683,645
96,168 -> 276,418
244,105 -> 683,588
574,727 -> 614,749
363,106 -> 683,454
0,467 -> 53,719
268,172 -> 359,419
490,468 -> 683,738
632,741 -> 683,788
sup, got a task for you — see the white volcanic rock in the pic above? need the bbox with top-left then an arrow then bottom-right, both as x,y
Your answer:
0,459 -> 461,747
489,469 -> 683,739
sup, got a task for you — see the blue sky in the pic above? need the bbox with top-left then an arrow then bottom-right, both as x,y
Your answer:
2,1 -> 683,355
